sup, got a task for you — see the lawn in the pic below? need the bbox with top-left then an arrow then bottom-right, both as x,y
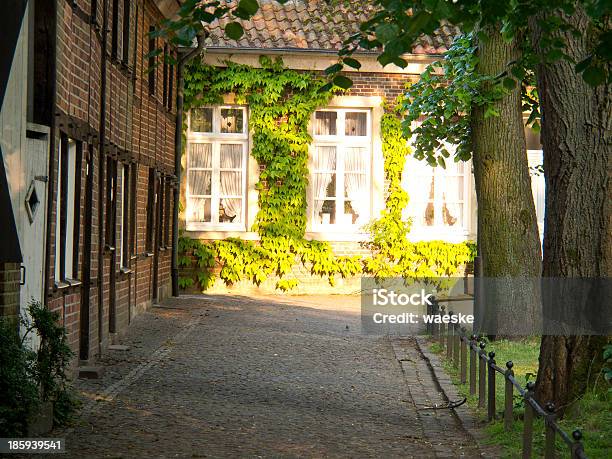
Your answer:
428,337 -> 611,458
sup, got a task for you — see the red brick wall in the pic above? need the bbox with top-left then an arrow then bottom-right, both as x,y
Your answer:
0,263 -> 21,320
47,0 -> 177,361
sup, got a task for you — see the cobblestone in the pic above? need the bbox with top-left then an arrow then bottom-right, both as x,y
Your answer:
44,294 -> 484,458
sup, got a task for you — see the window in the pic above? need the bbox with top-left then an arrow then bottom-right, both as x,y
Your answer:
119,163 -> 130,268
121,0 -> 131,64
167,59 -> 175,111
156,176 -> 164,249
148,26 -> 156,95
129,163 -> 137,257
91,0 -> 98,26
309,109 -> 371,229
111,0 -> 120,59
55,135 -> 81,282
186,106 -> 248,229
146,168 -> 156,252
402,149 -> 469,234
164,179 -> 171,247
162,45 -> 168,107
105,158 -> 117,247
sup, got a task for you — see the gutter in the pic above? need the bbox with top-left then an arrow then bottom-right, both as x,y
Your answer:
43,0 -> 58,301
171,33 -> 207,297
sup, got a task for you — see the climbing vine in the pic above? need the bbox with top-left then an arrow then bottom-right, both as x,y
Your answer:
179,57 -> 475,292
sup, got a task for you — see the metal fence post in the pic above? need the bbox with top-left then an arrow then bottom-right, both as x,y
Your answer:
544,402 -> 556,459
571,430 -> 585,459
453,323 -> 460,369
478,341 -> 486,408
439,306 -> 446,347
460,328 -> 467,384
469,335 -> 477,395
504,361 -> 514,431
522,382 -> 535,459
447,311 -> 454,360
487,351 -> 496,421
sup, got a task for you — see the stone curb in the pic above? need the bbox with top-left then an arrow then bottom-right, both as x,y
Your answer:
415,337 -> 502,458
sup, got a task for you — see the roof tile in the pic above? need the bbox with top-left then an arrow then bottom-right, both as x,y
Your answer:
206,0 -> 459,55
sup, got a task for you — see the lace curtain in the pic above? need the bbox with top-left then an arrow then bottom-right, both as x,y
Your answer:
344,147 -> 368,223
188,143 -> 212,222
219,144 -> 243,220
312,146 -> 337,220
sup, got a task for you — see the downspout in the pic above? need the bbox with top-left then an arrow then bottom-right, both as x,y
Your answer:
43,0 -> 58,302
97,0 -> 109,350
171,33 -> 206,297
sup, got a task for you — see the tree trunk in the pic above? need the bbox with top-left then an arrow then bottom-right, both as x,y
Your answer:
529,7 -> 611,410
471,26 -> 543,337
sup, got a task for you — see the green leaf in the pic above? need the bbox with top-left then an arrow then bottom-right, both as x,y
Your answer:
237,0 -> 259,16
343,58 -> 362,69
575,56 -> 592,74
324,63 -> 343,75
225,22 -> 244,40
502,77 -> 516,90
375,23 -> 399,42
582,65 -> 606,86
332,75 -> 353,89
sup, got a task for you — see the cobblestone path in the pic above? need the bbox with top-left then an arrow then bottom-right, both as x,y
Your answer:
49,295 -> 483,458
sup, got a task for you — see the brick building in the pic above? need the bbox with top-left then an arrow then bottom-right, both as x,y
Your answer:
179,0 -> 481,294
1,0 -> 179,362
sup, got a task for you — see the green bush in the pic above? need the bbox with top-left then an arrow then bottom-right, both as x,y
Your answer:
0,301 -> 80,436
0,320 -> 39,436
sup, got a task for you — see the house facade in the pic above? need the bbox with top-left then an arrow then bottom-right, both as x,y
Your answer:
179,0 -> 484,293
0,0 -> 179,364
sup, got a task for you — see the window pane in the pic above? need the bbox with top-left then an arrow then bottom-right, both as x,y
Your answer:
345,112 -> 367,136
188,170 -> 211,195
345,147 -> 367,172
220,144 -> 243,168
313,146 -> 336,171
220,198 -> 242,223
220,108 -> 244,133
443,176 -> 464,201
442,202 -> 462,227
191,108 -> 213,132
188,198 -> 211,222
220,171 -> 242,197
315,199 -> 336,224
314,111 -> 337,135
189,143 -> 212,168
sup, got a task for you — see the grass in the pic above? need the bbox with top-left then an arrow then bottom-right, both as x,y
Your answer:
427,337 -> 612,458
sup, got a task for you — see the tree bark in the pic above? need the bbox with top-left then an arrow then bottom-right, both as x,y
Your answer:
529,6 -> 611,410
471,26 -> 543,337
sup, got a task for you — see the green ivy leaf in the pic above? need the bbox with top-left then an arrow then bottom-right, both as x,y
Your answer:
343,57 -> 362,69
332,75 -> 353,89
582,65 -> 606,86
324,63 -> 343,75
502,77 -> 516,90
225,22 -> 244,40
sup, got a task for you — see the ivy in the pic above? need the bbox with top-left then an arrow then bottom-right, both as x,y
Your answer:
179,57 -> 475,292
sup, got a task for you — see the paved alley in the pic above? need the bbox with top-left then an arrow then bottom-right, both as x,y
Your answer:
49,295 -> 483,458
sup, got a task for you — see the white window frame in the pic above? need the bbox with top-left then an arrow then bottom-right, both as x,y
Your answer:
309,108 -> 372,232
186,106 -> 248,231
54,137 -> 77,282
403,153 -> 472,242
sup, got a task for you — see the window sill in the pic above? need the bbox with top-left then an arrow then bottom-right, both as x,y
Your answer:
53,278 -> 81,291
120,267 -> 133,275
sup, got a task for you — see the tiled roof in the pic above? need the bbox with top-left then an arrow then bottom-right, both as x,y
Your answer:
205,0 -> 460,55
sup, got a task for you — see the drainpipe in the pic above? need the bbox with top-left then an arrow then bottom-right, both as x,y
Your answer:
97,0 -> 109,352
171,33 -> 206,297
43,0 -> 58,303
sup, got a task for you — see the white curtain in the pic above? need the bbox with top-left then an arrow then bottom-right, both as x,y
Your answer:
314,112 -> 337,135
403,157 -> 433,226
344,147 -> 368,223
436,163 -> 461,227
312,146 -> 337,220
188,143 -> 212,222
345,112 -> 367,136
220,144 -> 243,220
